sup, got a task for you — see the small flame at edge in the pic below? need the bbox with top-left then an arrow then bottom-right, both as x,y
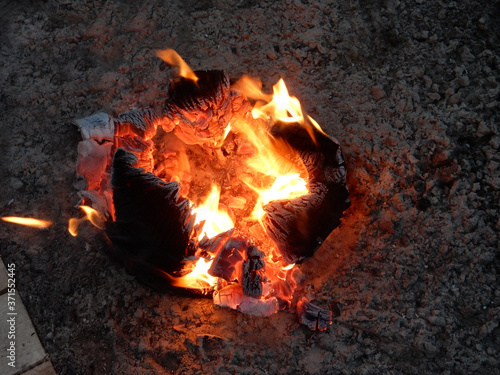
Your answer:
155,49 -> 199,83
1,216 -> 52,229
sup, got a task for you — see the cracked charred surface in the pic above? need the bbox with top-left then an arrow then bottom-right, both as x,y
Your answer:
0,0 -> 499,374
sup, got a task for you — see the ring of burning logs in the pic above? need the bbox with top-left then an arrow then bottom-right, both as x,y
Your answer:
74,68 -> 350,322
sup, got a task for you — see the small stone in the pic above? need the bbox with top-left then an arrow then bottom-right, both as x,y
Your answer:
137,338 -> 149,353
35,175 -> 48,187
427,92 -> 441,101
448,92 -> 461,105
476,121 -> 490,137
461,46 -> 475,62
372,86 -> 386,100
10,177 -> 24,190
458,76 -> 470,87
266,51 -> 278,60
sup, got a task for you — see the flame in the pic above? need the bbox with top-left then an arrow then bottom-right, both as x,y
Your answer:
252,78 -> 304,123
235,77 -> 327,143
1,217 -> 52,229
68,205 -> 105,237
192,184 -> 234,240
232,77 -> 314,221
155,49 -> 199,83
244,174 -> 308,220
162,258 -> 217,291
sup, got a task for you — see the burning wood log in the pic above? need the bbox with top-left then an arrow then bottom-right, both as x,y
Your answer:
297,297 -> 332,331
106,148 -> 196,279
162,70 -> 232,146
114,108 -> 161,141
262,122 -> 350,264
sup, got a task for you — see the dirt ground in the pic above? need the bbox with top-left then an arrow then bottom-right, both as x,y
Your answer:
1,0 -> 499,374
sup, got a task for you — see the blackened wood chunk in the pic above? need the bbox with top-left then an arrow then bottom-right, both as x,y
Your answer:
207,236 -> 244,282
263,123 -> 350,264
242,245 -> 265,298
164,70 -> 232,145
106,148 -> 196,277
297,297 -> 332,331
115,108 -> 161,140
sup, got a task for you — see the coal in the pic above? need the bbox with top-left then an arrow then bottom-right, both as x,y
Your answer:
106,148 -> 196,280
262,122 -> 351,264
297,297 -> 332,331
207,236 -> 244,282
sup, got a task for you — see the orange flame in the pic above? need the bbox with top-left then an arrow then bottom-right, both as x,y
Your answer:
68,205 -> 105,237
162,258 -> 217,291
234,77 -> 327,143
155,49 -> 199,83
1,216 -> 52,229
232,78 -> 314,221
244,174 -> 308,220
192,184 -> 234,240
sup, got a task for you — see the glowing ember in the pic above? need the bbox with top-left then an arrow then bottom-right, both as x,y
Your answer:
155,48 -> 199,83
1,217 -> 52,229
68,205 -> 106,237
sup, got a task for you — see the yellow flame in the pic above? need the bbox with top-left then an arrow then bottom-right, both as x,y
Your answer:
192,184 -> 234,241
1,217 -> 52,229
163,258 -> 217,290
155,49 -> 199,83
244,174 -> 308,220
252,78 -> 304,123
68,205 -> 105,237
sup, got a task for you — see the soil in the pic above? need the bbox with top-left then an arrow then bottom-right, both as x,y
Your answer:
1,0 -> 499,374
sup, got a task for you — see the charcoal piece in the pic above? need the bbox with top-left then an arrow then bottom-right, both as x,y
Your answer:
106,148 -> 196,279
297,297 -> 332,331
207,235 -> 245,282
114,108 -> 161,141
262,122 -> 351,264
242,245 -> 265,298
163,70 -> 232,146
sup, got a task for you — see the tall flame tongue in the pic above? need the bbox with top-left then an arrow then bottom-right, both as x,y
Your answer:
1,217 -> 52,229
155,48 -> 199,83
164,184 -> 234,290
233,77 -> 314,221
193,184 -> 234,241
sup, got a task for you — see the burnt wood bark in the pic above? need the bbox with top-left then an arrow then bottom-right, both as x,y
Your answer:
297,297 -> 332,331
114,108 -> 161,141
106,148 -> 196,280
242,244 -> 265,298
162,70 -> 232,146
262,122 -> 350,264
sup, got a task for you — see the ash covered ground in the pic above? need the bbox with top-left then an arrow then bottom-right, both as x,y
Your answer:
1,0 -> 499,374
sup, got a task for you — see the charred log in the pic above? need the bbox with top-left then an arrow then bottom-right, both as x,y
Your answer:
163,70 -> 232,146
262,122 -> 350,264
242,244 -> 265,298
106,148 -> 196,281
114,108 -> 161,141
297,297 -> 332,331
207,236 -> 244,282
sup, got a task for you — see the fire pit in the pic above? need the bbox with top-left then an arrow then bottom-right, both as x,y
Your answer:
72,50 -> 350,324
